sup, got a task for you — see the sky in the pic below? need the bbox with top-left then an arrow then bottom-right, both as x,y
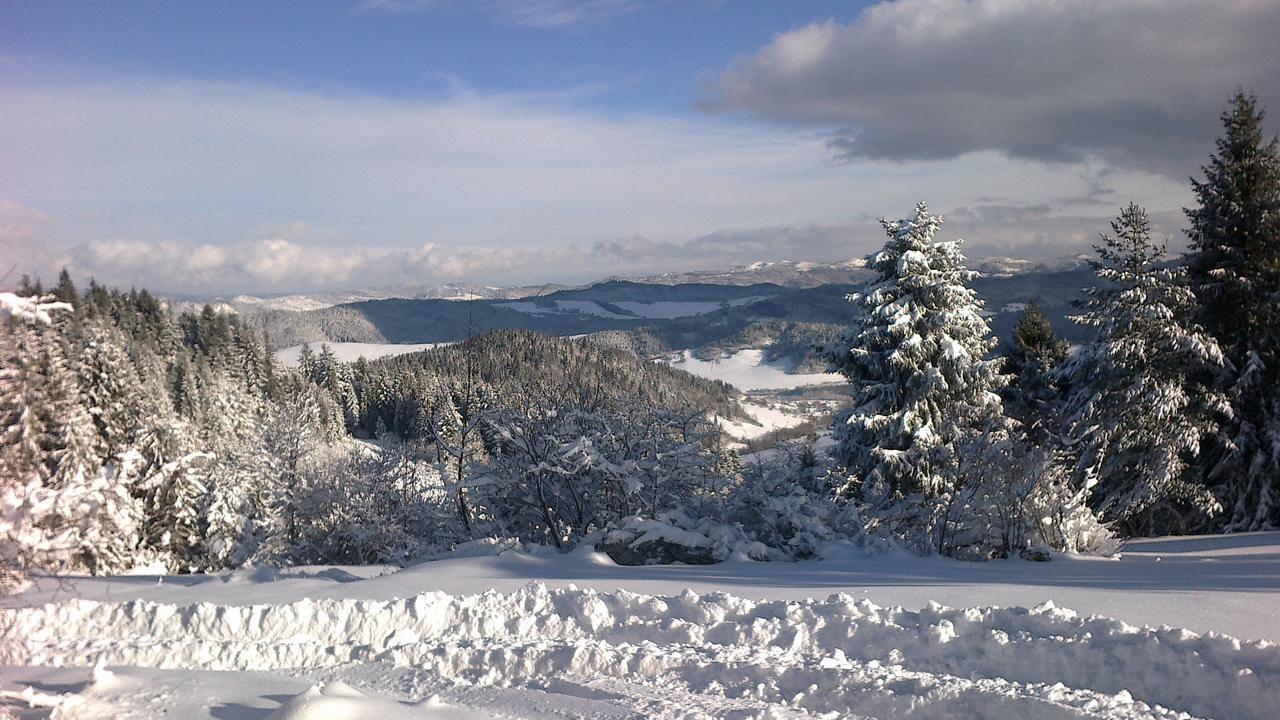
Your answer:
1,0 -> 1278,295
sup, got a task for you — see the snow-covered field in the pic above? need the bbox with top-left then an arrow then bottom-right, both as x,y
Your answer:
3,534 -> 1277,719
717,399 -> 809,440
274,342 -> 446,367
664,349 -> 846,391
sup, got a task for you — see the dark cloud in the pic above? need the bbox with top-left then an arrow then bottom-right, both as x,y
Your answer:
703,0 -> 1280,175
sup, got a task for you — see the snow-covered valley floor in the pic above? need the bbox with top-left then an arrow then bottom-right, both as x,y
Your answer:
3,533 -> 1277,719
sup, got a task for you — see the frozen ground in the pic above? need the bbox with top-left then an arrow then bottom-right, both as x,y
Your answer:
3,533 -> 1277,719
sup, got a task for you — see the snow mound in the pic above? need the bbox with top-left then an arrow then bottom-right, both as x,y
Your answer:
4,583 -> 1274,719
265,681 -> 481,719
0,292 -> 72,324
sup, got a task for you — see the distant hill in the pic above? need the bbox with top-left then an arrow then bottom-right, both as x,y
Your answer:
615,259 -> 875,288
253,258 -> 1095,366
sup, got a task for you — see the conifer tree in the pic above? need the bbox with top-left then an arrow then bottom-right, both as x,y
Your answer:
53,268 -> 78,305
74,321 -> 144,458
1065,204 -> 1228,527
825,202 -> 1007,499
0,319 -> 53,482
1185,93 -> 1280,530
1004,302 -> 1069,442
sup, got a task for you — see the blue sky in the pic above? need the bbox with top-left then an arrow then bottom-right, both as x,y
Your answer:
2,1 -> 860,112
1,1 -> 1276,294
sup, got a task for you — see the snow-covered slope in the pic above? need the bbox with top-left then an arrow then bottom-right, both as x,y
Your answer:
664,348 -> 845,391
274,342 -> 445,367
716,399 -> 809,440
3,534 -> 1277,719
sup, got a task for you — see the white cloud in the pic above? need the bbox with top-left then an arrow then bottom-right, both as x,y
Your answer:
1,73 -> 1191,293
71,227 -> 365,292
0,198 -> 47,244
0,199 -> 51,285
704,0 -> 1280,173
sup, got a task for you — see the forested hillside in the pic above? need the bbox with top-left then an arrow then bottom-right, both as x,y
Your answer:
0,282 -> 749,579
343,329 -> 743,441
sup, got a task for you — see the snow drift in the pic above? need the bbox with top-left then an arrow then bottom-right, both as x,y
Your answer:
4,583 -> 1275,719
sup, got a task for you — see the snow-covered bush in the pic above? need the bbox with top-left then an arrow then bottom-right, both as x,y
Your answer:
846,432 -> 1115,559
599,510 -> 770,565
473,401 -> 737,549
285,444 -> 457,565
951,435 -> 1115,557
727,444 -> 848,559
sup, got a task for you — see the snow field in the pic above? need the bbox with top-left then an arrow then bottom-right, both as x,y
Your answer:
716,399 -> 810,441
274,342 -> 446,367
5,583 -> 1276,719
664,349 -> 846,391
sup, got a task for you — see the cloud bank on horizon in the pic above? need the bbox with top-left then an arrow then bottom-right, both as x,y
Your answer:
0,0 -> 1275,295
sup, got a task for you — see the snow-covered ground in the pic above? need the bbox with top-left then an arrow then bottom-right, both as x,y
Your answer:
4,534 -> 1277,719
716,399 -> 809,440
274,342 -> 446,367
664,349 -> 846,391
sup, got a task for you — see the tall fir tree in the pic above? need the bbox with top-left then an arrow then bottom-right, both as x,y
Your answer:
74,321 -> 144,459
1065,204 -> 1228,529
1184,93 -> 1280,530
53,269 -> 78,305
1003,302 -> 1069,443
824,202 -> 1007,499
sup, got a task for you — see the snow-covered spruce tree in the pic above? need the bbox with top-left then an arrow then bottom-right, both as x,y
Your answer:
74,320 -> 147,459
253,380 -> 325,564
825,203 -> 1007,499
1064,204 -> 1228,531
428,366 -> 492,535
1,294 -> 148,579
1,294 -> 70,586
306,344 -> 359,432
1185,93 -> 1280,530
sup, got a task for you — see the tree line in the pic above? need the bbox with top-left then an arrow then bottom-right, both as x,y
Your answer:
825,93 -> 1279,556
